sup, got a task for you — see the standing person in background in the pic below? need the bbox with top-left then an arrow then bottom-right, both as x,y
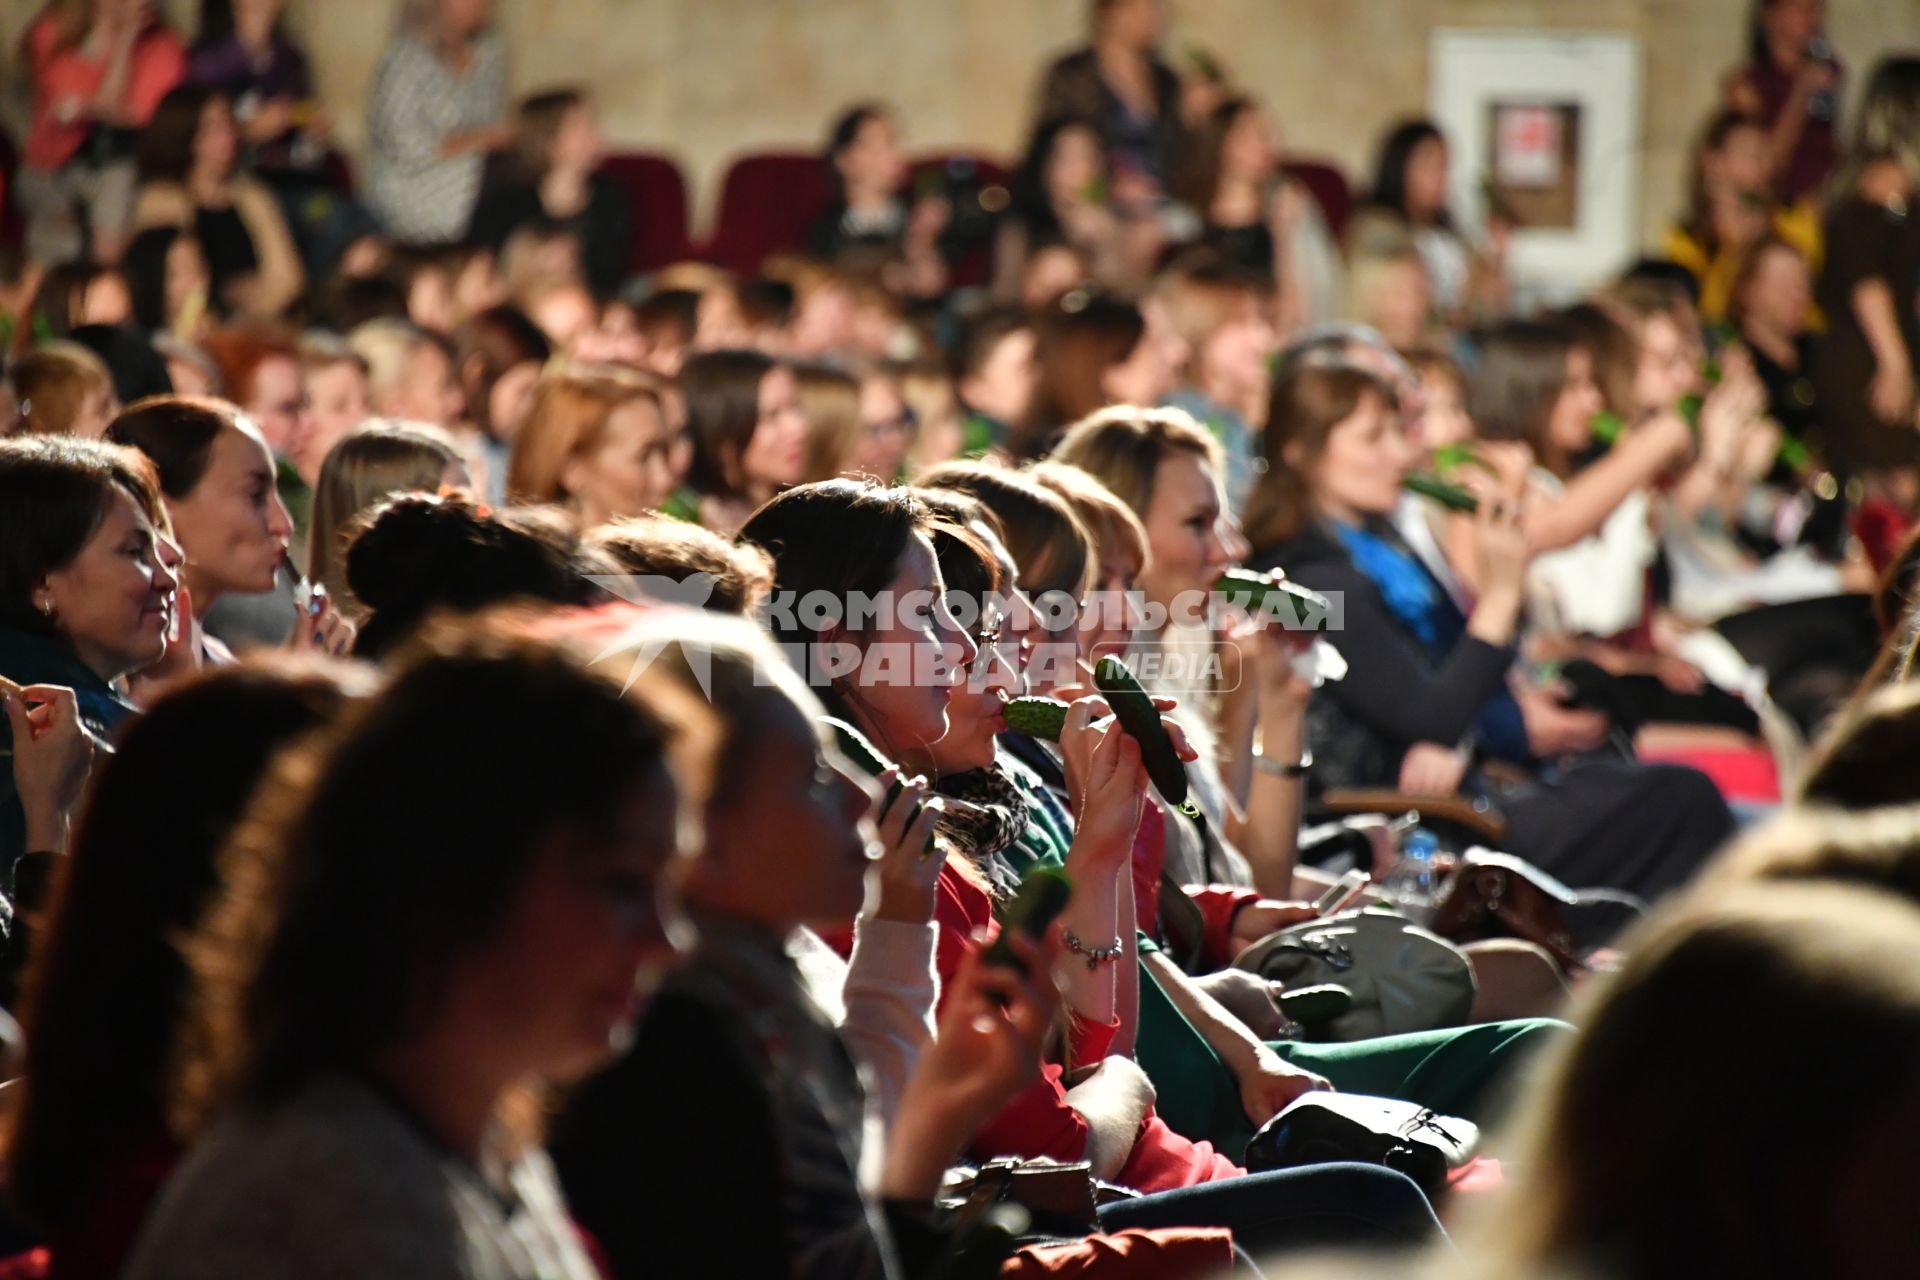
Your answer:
364,0 -> 510,245
1812,56 -> 1920,489
1725,0 -> 1845,204
18,0 -> 187,266
1030,0 -> 1185,216
467,88 -> 632,303
1350,119 -> 1509,327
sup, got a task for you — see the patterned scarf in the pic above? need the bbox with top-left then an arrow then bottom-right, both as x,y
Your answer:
932,763 -> 1031,900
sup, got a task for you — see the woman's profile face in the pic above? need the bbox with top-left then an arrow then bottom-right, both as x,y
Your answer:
1103,299 -> 1187,408
1741,243 -> 1813,337
1138,450 -> 1230,614
843,533 -> 978,766
1046,124 -> 1105,204
194,98 -> 239,181
163,236 -> 209,325
1221,107 -> 1276,183
740,365 -> 810,493
486,359 -> 543,444
1309,391 -> 1415,523
1634,314 -> 1700,412
1405,136 -> 1450,220
166,422 -> 294,601
461,764 -> 689,1082
1548,348 -> 1605,454
693,692 -> 877,931
567,397 -> 676,524
40,485 -> 179,680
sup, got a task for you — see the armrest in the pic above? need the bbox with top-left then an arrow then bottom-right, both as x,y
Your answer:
1314,788 -> 1509,845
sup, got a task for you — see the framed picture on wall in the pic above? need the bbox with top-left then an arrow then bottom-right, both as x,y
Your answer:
1431,30 -> 1641,300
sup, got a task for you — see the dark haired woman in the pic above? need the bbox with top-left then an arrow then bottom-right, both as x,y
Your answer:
0,435 -> 178,987
991,117 -> 1135,299
805,103 -> 948,300
343,493 -> 605,660
122,613 -> 710,1279
1812,56 -> 1920,480
1349,119 -> 1507,326
187,0 -> 377,278
106,396 -> 349,662
7,659 -> 368,1280
467,88 -> 631,301
449,303 -> 551,499
1026,290 -> 1186,457
1245,360 -> 1734,904
1177,96 -> 1343,333
132,86 -> 304,321
1724,0 -> 1843,203
677,349 -> 809,535
119,226 -> 212,342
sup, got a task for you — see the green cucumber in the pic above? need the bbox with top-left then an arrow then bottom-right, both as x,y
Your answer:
982,867 -> 1073,978
1215,571 -> 1332,632
1092,655 -> 1195,816
1402,472 -> 1479,513
1004,696 -> 1071,741
1590,409 -> 1626,446
1431,444 -> 1498,477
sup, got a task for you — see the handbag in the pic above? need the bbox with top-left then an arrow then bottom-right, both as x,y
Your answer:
1426,849 -> 1586,974
1231,907 -> 1476,1041
1244,1093 -> 1479,1196
942,1158 -> 1139,1236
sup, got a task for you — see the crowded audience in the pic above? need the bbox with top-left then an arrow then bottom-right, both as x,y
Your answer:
3,0 -> 1920,1275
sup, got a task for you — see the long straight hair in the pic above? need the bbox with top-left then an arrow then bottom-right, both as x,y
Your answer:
1242,360 -> 1397,552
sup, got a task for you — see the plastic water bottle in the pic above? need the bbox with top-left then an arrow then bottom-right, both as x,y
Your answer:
1383,828 -> 1440,923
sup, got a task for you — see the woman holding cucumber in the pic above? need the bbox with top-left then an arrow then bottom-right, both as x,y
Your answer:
1049,404 -> 1317,900
741,479 -> 1451,1253
548,612 -> 1078,1280
1245,357 -> 1734,904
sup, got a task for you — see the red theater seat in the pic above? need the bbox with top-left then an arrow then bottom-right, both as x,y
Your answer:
1282,157 -> 1355,243
602,151 -> 694,274
703,151 -> 833,276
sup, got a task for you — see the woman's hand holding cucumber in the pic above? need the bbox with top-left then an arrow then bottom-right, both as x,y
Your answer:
867,767 -> 944,924
1061,708 -> 1151,869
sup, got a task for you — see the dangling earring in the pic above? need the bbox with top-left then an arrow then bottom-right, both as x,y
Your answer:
36,595 -> 56,622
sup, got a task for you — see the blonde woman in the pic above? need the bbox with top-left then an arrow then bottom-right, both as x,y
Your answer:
306,420 -> 467,617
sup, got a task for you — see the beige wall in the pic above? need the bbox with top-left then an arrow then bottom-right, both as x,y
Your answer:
7,0 -> 1920,250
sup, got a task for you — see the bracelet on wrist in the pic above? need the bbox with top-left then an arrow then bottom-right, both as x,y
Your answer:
1063,930 -> 1125,970
1252,743 -> 1313,778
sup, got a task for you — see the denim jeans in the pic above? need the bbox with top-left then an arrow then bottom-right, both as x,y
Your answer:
1096,1161 -> 1445,1259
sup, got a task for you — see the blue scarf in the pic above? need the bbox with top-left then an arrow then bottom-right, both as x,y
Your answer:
1331,520 -> 1445,649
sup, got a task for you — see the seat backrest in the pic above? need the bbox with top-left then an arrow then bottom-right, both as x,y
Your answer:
1282,158 -> 1356,244
601,151 -> 693,274
906,151 -> 1014,289
703,151 -> 834,276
